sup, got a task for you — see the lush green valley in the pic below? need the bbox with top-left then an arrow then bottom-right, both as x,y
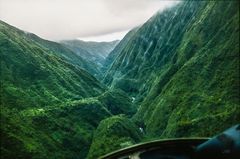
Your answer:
0,0 -> 239,159
0,21 -> 135,159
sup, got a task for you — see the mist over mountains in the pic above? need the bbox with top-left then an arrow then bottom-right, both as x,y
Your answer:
0,1 -> 239,159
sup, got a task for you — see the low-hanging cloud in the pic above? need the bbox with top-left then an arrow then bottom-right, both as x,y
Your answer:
0,0 -> 180,41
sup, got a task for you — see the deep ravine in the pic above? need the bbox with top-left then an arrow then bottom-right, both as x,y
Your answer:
1,1 -> 239,159
0,20 -> 135,159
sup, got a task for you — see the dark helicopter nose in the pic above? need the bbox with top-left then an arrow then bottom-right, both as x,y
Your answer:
195,124 -> 240,159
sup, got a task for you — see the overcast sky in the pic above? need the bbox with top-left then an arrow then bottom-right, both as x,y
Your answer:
0,0 -> 180,42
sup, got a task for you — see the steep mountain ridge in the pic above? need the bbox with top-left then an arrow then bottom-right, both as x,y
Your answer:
104,2 -> 202,103
0,20 -> 105,109
103,28 -> 139,73
0,20 -> 134,159
136,0 -> 240,138
28,34 -> 99,74
1,0 -> 239,158
104,0 -> 240,138
21,28 -> 100,78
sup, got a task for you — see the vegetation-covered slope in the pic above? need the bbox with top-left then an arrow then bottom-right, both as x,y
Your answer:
25,30 -> 100,78
1,99 -> 111,159
104,1 -> 240,138
87,115 -> 142,159
0,20 -> 105,109
104,2 -> 203,103
1,0 -> 239,158
0,20 -> 107,158
97,89 -> 136,116
103,28 -> 139,73
135,0 -> 240,138
0,20 -> 134,159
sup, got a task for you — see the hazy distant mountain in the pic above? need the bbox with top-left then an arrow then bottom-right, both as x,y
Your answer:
1,0 -> 239,158
61,39 -> 119,67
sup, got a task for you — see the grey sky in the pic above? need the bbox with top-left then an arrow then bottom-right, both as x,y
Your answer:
0,0 -> 180,41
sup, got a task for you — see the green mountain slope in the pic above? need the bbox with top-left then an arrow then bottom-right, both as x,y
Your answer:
136,1 -> 240,138
25,30 -> 100,79
97,89 -> 136,116
1,0 -> 239,158
104,1 -> 240,138
1,99 -> 111,159
0,20 -> 107,158
0,21 -> 134,159
104,2 -> 202,103
0,20 -> 105,109
103,28 -> 139,74
87,115 -> 142,159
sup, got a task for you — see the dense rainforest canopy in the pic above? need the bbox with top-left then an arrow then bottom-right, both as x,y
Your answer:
0,1 -> 239,158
